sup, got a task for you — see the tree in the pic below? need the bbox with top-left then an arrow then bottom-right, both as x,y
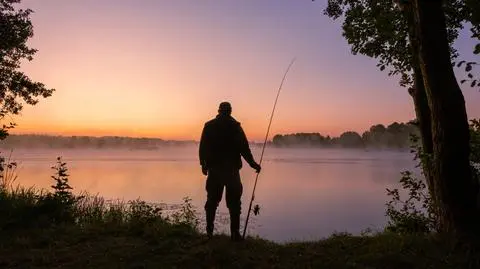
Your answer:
338,131 -> 363,148
0,0 -> 54,140
320,0 -> 480,239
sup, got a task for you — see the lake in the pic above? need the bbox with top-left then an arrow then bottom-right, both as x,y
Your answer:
4,146 -> 418,243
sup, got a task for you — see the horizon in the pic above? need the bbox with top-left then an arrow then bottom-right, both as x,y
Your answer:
8,119 -> 416,143
11,0 -> 480,140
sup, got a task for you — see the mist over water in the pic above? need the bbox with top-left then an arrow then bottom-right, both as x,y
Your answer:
6,146 -> 418,242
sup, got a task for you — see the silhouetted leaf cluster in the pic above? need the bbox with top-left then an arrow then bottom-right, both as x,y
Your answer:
321,0 -> 480,91
385,170 -> 434,234
0,0 -> 54,139
320,0 -> 468,88
456,61 -> 480,90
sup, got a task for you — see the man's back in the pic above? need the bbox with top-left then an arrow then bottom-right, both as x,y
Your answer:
199,114 -> 254,170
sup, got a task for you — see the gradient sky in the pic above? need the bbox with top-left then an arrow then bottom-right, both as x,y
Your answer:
11,0 -> 480,141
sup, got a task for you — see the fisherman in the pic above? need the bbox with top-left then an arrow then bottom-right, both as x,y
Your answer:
199,101 -> 261,241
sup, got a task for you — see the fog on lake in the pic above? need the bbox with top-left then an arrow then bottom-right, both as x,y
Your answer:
5,146 -> 418,242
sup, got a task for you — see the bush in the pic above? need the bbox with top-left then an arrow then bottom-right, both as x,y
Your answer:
0,154 -> 201,233
169,197 -> 200,230
385,119 -> 480,234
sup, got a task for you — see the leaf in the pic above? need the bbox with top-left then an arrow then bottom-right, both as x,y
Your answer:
471,80 -> 477,88
253,204 -> 261,216
468,73 -> 474,78
461,79 -> 467,84
466,64 -> 473,72
457,60 -> 466,67
380,65 -> 386,71
475,44 -> 480,55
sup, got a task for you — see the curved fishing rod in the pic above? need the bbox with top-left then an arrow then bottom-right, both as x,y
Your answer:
242,57 -> 296,239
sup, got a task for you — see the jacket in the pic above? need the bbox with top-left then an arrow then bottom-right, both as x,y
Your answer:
199,114 -> 256,170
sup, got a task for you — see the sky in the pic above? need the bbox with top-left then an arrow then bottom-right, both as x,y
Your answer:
11,0 -> 480,141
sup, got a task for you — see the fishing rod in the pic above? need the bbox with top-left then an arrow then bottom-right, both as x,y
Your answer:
242,57 -> 296,239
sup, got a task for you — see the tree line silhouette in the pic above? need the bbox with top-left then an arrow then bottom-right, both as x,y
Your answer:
272,121 -> 419,149
0,135 -> 196,150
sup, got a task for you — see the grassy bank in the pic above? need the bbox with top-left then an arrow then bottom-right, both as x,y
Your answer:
2,158 -> 480,268
2,219 -> 480,268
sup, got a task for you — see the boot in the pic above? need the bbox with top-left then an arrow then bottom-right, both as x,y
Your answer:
230,212 -> 243,242
206,209 -> 215,239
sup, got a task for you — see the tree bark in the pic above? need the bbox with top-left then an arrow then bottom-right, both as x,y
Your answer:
403,4 -> 438,230
414,0 -> 480,238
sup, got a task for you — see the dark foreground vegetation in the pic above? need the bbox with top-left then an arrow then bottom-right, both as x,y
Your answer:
1,130 -> 480,269
1,192 -> 480,269
2,221 -> 480,269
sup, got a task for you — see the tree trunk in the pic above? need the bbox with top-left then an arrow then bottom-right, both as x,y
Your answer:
403,4 -> 438,230
414,0 -> 480,238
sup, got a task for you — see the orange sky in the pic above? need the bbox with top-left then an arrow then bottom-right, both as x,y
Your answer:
10,0 -> 480,141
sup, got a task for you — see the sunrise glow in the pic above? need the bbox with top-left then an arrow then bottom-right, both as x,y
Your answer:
12,0 -> 480,141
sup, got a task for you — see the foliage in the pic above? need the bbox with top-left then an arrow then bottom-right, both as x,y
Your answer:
50,157 -> 75,205
127,199 -> 163,225
0,0 -> 55,139
0,134 -> 196,149
0,154 -> 203,234
385,119 -> 480,234
385,171 -> 435,234
0,156 -> 80,228
272,121 -> 418,148
44,157 -> 81,224
338,131 -> 364,148
169,196 -> 200,230
320,0 -> 468,87
0,150 -> 17,190
457,61 -> 480,90
471,119 -> 480,163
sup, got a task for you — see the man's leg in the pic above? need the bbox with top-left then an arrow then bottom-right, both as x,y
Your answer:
225,170 -> 243,241
204,171 -> 224,238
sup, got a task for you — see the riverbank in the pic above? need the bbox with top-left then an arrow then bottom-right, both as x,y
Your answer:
1,221 -> 479,269
1,191 -> 479,269
1,158 -> 479,268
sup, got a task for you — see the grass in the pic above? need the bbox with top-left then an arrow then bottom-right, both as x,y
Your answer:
2,189 -> 480,268
2,221 -> 480,268
2,157 -> 480,268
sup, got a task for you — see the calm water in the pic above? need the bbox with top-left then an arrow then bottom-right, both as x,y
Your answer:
5,146 -> 417,243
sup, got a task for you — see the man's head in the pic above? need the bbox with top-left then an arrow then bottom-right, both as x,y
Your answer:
218,101 -> 232,116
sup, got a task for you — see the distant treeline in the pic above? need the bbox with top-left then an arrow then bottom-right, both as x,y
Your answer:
271,121 -> 420,149
0,121 -> 418,150
0,134 -> 196,150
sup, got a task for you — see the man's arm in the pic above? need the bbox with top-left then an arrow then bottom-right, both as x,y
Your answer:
199,124 -> 209,172
237,123 -> 261,172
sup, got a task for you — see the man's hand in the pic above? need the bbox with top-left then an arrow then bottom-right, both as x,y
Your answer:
251,162 -> 261,173
202,166 -> 208,176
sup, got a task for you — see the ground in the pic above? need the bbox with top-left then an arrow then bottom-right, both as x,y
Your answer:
1,223 -> 479,269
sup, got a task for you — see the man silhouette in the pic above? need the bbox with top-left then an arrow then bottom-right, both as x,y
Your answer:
199,102 -> 261,241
